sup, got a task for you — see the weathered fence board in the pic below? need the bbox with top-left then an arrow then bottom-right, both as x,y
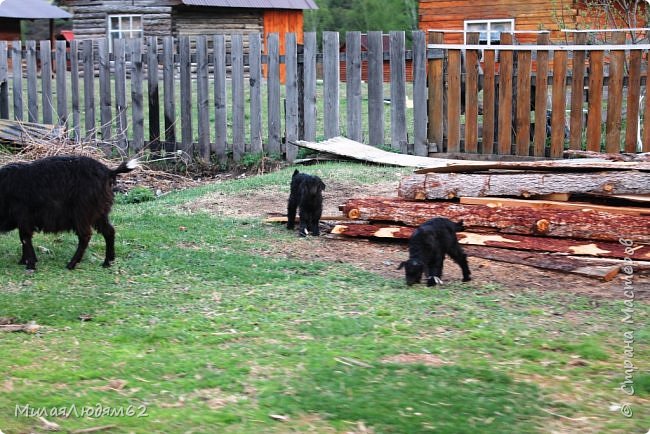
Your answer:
285,33 -> 299,162
497,33 -> 513,155
232,34 -> 246,162
162,36 -> 176,146
113,39 -> 127,150
447,49 -> 461,153
464,32 -> 479,154
569,32 -> 586,151
390,31 -> 407,153
427,31 -> 444,152
39,40 -> 52,125
213,34 -> 227,161
267,33 -> 281,155
196,36 -> 210,161
55,40 -> 67,128
586,50 -> 604,152
179,36 -> 193,154
323,31 -> 340,139
550,50 -> 567,158
412,30 -> 427,156
302,32 -> 317,143
249,33 -> 263,154
146,36 -> 160,149
130,38 -> 144,152
26,41 -> 38,123
345,31 -> 362,143
82,39 -> 95,140
367,31 -> 384,147
0,41 -> 8,119
98,38 -> 112,144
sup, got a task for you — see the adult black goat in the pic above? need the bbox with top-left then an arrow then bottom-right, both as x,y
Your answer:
0,155 -> 139,270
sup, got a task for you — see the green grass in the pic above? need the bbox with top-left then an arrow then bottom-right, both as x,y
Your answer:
0,163 -> 648,433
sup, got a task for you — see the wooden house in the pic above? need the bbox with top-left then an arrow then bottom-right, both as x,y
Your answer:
0,0 -> 71,42
61,0 -> 317,49
418,0 -> 648,44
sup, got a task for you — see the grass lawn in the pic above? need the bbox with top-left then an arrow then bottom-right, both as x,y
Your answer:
0,163 -> 648,433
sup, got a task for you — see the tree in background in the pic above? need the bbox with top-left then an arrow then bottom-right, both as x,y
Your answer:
305,0 -> 418,35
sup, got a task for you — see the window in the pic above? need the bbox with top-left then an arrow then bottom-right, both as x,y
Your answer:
464,19 -> 514,45
108,15 -> 143,50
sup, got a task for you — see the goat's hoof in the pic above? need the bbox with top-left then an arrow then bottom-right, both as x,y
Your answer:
102,261 -> 112,268
66,262 -> 77,270
462,276 -> 472,282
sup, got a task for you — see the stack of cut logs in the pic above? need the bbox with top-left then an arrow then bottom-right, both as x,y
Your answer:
331,156 -> 650,281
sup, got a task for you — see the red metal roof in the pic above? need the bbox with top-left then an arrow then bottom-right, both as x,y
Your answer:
180,0 -> 317,9
0,0 -> 71,19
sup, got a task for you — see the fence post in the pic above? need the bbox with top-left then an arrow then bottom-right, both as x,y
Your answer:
569,32 -> 587,151
302,32 -> 317,143
113,38 -> 127,151
390,30 -> 407,153
232,33 -> 246,162
285,32 -> 299,162
323,31 -> 340,139
69,40 -> 80,139
367,31 -> 384,147
427,31 -> 443,153
179,36 -> 193,156
12,41 -> 23,121
497,32 -> 513,155
39,40 -> 53,125
605,32 -> 625,153
146,36 -> 161,151
196,35 -> 210,162
0,41 -> 8,119
345,31 -> 362,143
98,38 -> 112,146
267,33 -> 282,155
55,40 -> 67,128
82,39 -> 95,140
162,36 -> 176,150
213,34 -> 227,162
26,40 -> 38,123
412,30 -> 428,156
249,33 -> 263,154
464,32 -> 480,154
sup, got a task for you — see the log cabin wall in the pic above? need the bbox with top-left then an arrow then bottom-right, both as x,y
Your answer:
173,8 -> 264,39
418,0 -> 578,43
62,0 -> 173,40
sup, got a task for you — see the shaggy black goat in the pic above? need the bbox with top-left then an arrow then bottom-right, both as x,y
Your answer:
0,155 -> 139,270
398,217 -> 471,286
286,169 -> 325,236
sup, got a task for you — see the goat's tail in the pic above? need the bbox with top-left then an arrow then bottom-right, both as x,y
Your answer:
111,158 -> 140,176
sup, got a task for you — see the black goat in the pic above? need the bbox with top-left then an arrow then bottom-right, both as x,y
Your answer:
0,155 -> 139,270
287,169 -> 325,236
398,217 -> 471,286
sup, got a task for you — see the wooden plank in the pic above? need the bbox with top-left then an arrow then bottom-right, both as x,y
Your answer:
302,32 -> 317,143
249,32 -> 263,154
515,48 -> 531,156
464,32 -> 480,154
292,136 -> 444,167
625,48 -> 642,153
98,38 -> 112,145
586,50 -> 604,152
459,196 -> 650,216
447,49 -> 461,152
231,34 -> 245,161
146,36 -> 161,150
550,49 -> 567,158
26,41 -> 38,123
39,40 -> 52,125
367,31 -> 384,147
69,40 -> 80,139
82,39 -> 95,140
129,38 -> 144,152
12,41 -> 23,121
267,32 -> 282,155
412,30 -> 428,156
345,31 -> 362,143
644,63 -> 650,152
285,33 -> 299,162
162,36 -> 176,147
399,171 -> 650,199
213,34 -> 227,162
113,38 -> 127,151
481,47 -> 496,154
341,198 -> 650,243
330,223 -> 649,261
179,36 -> 193,155
427,31 -> 444,153
569,33 -> 587,151
196,36 -> 210,162
390,31 -> 407,153
0,41 -> 8,119
463,246 -> 621,281
497,32 -> 513,155
605,33 -> 625,153
323,31 -> 340,139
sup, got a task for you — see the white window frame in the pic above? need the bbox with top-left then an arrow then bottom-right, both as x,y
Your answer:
464,19 -> 515,45
107,14 -> 144,51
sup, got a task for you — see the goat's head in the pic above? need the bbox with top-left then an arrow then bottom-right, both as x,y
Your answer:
397,258 -> 424,286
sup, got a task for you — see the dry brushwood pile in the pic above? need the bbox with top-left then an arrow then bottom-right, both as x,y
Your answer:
321,153 -> 650,282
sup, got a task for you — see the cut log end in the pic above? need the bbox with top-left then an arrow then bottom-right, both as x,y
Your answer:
347,208 -> 361,219
534,219 -> 551,234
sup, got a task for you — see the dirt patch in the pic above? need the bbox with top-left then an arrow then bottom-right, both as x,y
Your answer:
381,354 -> 448,367
180,170 -> 649,300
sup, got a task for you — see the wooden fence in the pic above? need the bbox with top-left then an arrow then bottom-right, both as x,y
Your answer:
0,31 -> 648,162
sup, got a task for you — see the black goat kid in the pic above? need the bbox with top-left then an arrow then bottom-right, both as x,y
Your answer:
287,169 -> 325,236
398,217 -> 471,286
0,156 -> 139,270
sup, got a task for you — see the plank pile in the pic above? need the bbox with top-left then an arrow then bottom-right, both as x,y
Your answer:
329,153 -> 650,281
